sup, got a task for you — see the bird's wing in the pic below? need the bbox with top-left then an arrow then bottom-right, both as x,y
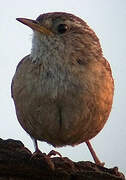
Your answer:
11,55 -> 30,98
102,57 -> 113,75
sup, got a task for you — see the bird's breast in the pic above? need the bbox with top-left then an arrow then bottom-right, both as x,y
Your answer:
36,62 -> 80,99
12,55 -> 114,147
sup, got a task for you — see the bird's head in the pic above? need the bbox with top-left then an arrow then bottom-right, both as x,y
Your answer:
17,12 -> 102,63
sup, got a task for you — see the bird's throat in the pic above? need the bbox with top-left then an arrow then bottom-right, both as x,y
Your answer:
30,32 -> 65,64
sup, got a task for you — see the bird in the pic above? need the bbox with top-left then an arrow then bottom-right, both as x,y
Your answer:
11,12 -> 114,166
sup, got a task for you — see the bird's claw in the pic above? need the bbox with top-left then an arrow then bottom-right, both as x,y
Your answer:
48,150 -> 62,158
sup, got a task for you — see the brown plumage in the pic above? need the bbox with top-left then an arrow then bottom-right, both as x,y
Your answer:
11,12 -> 114,165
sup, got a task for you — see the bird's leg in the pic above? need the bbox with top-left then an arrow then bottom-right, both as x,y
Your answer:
34,139 -> 39,151
33,139 -> 41,153
32,139 -> 46,156
32,138 -> 62,158
86,141 -> 105,166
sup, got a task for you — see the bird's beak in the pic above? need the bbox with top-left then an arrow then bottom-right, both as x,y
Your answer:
16,18 -> 53,36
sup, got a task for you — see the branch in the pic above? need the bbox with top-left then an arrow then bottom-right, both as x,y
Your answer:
0,138 -> 125,180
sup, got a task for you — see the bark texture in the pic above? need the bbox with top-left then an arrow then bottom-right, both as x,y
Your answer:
0,138 -> 125,180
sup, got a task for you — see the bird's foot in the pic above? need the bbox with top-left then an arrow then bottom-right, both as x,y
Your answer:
95,159 -> 105,167
32,149 -> 46,158
48,150 -> 62,158
31,149 -> 54,170
48,150 -> 75,169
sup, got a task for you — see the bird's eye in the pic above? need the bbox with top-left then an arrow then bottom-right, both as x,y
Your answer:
57,24 -> 68,34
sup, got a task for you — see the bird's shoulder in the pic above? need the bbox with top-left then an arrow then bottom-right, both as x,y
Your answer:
16,55 -> 31,70
100,57 -> 114,87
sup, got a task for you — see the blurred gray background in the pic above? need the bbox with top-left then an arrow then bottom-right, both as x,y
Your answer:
0,0 -> 126,174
